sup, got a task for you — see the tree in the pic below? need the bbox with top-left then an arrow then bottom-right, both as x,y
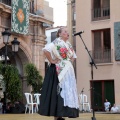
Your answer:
1,64 -> 22,103
25,63 -> 43,93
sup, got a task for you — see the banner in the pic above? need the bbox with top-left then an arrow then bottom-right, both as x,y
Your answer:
11,0 -> 29,35
114,22 -> 120,61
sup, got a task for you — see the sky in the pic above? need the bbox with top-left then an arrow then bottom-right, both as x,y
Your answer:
45,0 -> 67,27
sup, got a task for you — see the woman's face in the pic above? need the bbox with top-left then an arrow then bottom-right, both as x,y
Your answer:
60,28 -> 69,41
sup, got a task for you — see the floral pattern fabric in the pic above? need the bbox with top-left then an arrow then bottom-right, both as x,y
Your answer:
52,38 -> 76,75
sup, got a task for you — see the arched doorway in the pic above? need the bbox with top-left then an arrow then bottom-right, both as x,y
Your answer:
0,44 -> 31,101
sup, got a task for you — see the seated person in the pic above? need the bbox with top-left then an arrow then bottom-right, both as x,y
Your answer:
111,104 -> 119,113
104,99 -> 111,111
6,102 -> 12,113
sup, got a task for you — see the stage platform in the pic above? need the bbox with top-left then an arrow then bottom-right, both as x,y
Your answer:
0,113 -> 120,120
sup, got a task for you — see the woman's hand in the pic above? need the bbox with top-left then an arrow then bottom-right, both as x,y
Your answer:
51,58 -> 60,64
44,50 -> 60,64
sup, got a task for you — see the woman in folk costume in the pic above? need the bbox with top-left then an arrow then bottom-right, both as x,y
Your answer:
39,27 -> 79,120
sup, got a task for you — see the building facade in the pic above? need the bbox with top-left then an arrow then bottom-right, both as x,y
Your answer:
0,0 -> 53,99
68,0 -> 120,111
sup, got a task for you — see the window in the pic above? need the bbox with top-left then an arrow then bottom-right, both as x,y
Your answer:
92,29 -> 112,63
0,0 -> 11,6
94,29 -> 111,50
92,0 -> 110,21
93,29 -> 111,51
30,0 -> 34,14
51,31 -> 57,42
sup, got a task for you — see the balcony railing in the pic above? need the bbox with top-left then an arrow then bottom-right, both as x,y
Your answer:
0,0 -> 35,14
90,49 -> 113,64
92,7 -> 110,21
0,0 -> 11,6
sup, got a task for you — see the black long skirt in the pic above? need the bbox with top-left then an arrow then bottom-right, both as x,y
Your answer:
38,64 -> 79,118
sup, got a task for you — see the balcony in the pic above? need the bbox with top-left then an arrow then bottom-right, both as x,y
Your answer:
0,0 -> 35,14
90,49 -> 113,64
92,7 -> 110,21
0,0 -> 11,6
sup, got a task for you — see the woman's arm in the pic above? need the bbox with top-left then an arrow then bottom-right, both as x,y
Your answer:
70,50 -> 77,63
44,50 -> 60,64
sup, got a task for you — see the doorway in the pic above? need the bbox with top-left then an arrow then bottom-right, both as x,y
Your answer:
90,80 -> 115,111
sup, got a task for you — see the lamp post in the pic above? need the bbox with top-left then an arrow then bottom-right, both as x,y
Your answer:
1,29 -> 20,113
2,28 -> 11,65
11,38 -> 20,52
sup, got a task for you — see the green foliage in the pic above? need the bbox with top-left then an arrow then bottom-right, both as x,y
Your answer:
25,63 -> 43,93
1,64 -> 22,103
0,63 -> 3,74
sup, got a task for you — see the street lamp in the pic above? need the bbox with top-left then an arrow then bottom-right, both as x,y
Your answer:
11,38 -> 20,52
2,28 -> 11,65
1,29 -> 20,113
2,28 -> 11,44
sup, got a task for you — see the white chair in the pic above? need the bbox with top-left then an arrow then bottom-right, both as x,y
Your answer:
34,93 -> 41,111
116,105 -> 120,112
24,93 -> 38,114
79,94 -> 91,112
